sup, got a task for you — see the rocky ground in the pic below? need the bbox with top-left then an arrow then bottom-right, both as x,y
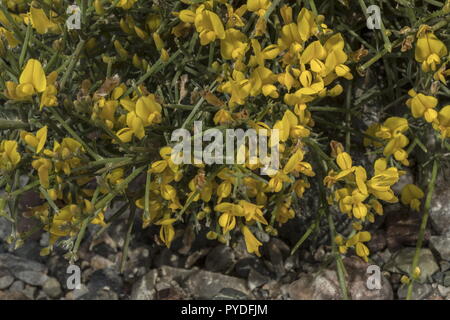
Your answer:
0,168 -> 450,300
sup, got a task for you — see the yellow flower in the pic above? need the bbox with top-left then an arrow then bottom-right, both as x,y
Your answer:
213,109 -> 234,125
219,70 -> 251,107
40,72 -> 58,110
0,140 -> 21,171
433,105 -> 450,138
29,7 -> 59,34
367,159 -> 399,202
155,217 -> 177,248
415,26 -> 448,72
406,90 -> 438,122
20,126 -> 48,154
215,202 -> 245,233
238,200 -> 268,225
116,0 -> 137,10
180,5 -> 225,46
32,157 -> 52,188
9,59 -> 47,99
48,205 -> 78,243
434,64 -> 450,84
401,184 -> 424,211
335,234 -> 348,254
241,225 -> 263,256
220,28 -> 248,60
225,4 -> 247,28
346,231 -> 371,262
249,39 -> 280,67
247,0 -> 271,17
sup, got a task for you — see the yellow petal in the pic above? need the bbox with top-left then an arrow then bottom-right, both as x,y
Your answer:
20,59 -> 47,93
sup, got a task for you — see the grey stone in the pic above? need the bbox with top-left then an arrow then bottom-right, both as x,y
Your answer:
388,248 -> 439,282
248,268 -> 270,291
43,277 -> 62,299
429,235 -> 450,261
0,253 -> 47,273
0,219 -> 11,242
23,285 -> 37,300
185,270 -> 250,299
0,290 -> 30,300
65,284 -> 89,300
90,255 -> 114,270
159,265 -> 196,282
235,257 -> 270,278
130,269 -> 158,300
9,280 -> 25,293
0,268 -> 14,289
213,288 -> 249,300
0,253 -> 48,286
430,170 -> 450,235
286,271 -> 341,300
205,245 -> 235,273
437,285 -> 450,297
444,272 -> 450,287
14,270 -> 48,286
79,288 -> 118,300
285,257 -> 393,300
398,283 -> 432,300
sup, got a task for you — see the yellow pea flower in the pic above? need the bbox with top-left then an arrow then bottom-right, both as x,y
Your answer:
215,202 -> 245,233
238,200 -> 268,225
180,5 -> 225,46
249,39 -> 280,67
300,41 -> 327,65
32,158 -> 52,188
415,25 -> 448,72
116,0 -> 137,10
155,217 -> 177,248
406,90 -> 438,122
297,8 -> 317,42
20,126 -> 48,153
433,105 -> 450,138
29,7 -> 59,35
225,4 -> 247,28
346,231 -> 371,262
48,205 -> 78,244
433,64 -> 450,84
241,225 -> 263,256
219,70 -> 251,107
136,94 -> 162,125
214,109 -> 234,125
247,0 -> 271,17
0,140 -> 21,170
220,28 -> 248,60
335,234 -> 348,254
401,184 -> 424,211
15,59 -> 47,98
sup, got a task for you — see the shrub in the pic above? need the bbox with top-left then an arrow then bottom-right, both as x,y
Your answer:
0,0 -> 449,299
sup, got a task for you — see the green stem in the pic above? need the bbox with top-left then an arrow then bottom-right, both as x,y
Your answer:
406,159 -> 439,300
120,50 -> 182,99
19,23 -> 32,68
59,39 -> 86,90
47,108 -> 102,161
0,119 -> 30,130
120,203 -> 136,273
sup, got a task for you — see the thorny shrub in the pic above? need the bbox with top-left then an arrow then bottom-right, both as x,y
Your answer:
0,0 -> 450,297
